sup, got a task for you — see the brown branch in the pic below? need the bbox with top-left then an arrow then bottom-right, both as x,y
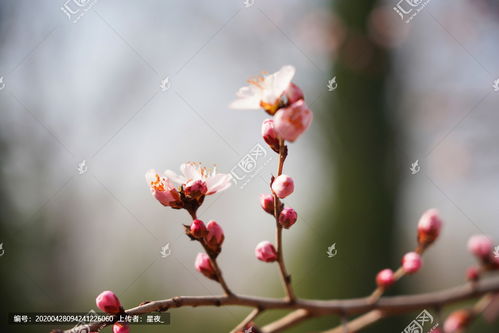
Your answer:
261,309 -> 311,333
51,276 -> 499,332
322,310 -> 385,333
230,308 -> 262,333
272,139 -> 295,301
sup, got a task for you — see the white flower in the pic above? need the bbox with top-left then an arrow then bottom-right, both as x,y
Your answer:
164,162 -> 232,195
229,65 -> 295,112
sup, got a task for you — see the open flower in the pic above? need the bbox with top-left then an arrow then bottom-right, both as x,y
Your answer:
145,170 -> 182,208
230,65 -> 296,114
165,162 -> 232,196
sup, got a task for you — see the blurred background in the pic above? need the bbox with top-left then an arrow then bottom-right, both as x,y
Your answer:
0,0 -> 498,332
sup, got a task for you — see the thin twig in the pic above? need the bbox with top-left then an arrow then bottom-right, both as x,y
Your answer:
261,309 -> 311,333
230,308 -> 262,333
322,310 -> 384,333
272,139 -> 295,301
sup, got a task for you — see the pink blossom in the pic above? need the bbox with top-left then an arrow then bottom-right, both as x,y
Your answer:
272,175 -> 294,199
279,207 -> 297,229
262,119 -> 280,153
165,162 -> 232,196
273,100 -> 313,142
402,252 -> 422,274
145,170 -> 182,208
190,219 -> 207,239
467,234 -> 493,259
113,322 -> 130,333
376,269 -> 395,288
205,221 -> 224,249
417,209 -> 443,246
230,65 -> 296,114
195,253 -> 216,280
255,241 -> 278,263
96,291 -> 121,314
285,82 -> 304,105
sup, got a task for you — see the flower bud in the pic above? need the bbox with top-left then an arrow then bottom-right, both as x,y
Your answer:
96,291 -> 121,314
271,175 -> 294,199
184,179 -> 208,200
467,235 -> 493,260
204,221 -> 224,250
113,322 -> 130,333
195,253 -> 217,280
262,119 -> 280,153
273,100 -> 312,142
285,82 -> 304,105
260,194 -> 276,215
444,310 -> 471,332
402,252 -> 422,274
376,269 -> 395,288
466,266 -> 480,281
255,241 -> 278,263
279,207 -> 297,229
190,219 -> 207,239
417,209 -> 443,248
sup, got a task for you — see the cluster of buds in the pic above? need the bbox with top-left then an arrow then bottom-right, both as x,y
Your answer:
95,291 -> 129,333
146,162 -> 232,217
376,209 -> 442,290
465,234 -> 499,282
186,219 -> 225,256
186,219 -> 225,279
229,65 -> 313,264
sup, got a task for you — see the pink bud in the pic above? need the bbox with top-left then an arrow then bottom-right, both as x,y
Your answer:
96,291 -> 121,314
184,179 -> 208,199
262,119 -> 280,153
190,219 -> 207,239
145,170 -> 182,208
444,310 -> 471,332
273,100 -> 313,142
204,221 -> 224,249
467,234 -> 493,259
195,253 -> 217,280
417,209 -> 443,247
271,175 -> 294,199
285,83 -> 304,105
402,252 -> 422,274
279,207 -> 297,229
376,269 -> 395,288
466,266 -> 480,281
255,241 -> 278,263
113,323 -> 130,333
260,194 -> 276,215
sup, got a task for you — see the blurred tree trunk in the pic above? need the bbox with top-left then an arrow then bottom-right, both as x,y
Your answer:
292,0 -> 402,331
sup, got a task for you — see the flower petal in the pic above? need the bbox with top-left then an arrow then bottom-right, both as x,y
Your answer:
164,169 -> 185,185
206,173 -> 232,194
